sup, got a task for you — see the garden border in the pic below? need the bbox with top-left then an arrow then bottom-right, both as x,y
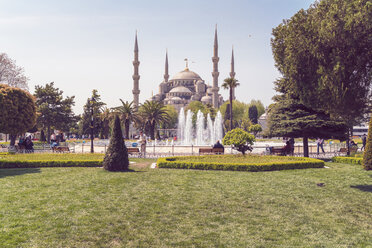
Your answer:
157,155 -> 324,172
332,156 -> 363,165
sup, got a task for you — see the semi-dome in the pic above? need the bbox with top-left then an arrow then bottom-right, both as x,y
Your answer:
171,68 -> 202,81
171,96 -> 182,101
169,86 -> 192,94
201,95 -> 212,102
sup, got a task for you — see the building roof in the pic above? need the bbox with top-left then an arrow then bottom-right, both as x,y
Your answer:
171,68 -> 202,81
169,86 -> 192,94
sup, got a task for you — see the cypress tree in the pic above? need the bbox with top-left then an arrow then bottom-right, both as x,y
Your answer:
249,105 -> 258,124
363,116 -> 372,170
103,115 -> 129,171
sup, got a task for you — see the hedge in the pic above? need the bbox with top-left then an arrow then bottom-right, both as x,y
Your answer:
0,160 -> 102,169
332,157 -> 363,165
157,156 -> 324,172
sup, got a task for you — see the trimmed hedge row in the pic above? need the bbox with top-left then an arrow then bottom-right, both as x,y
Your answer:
0,160 -> 102,168
157,156 -> 324,172
332,157 -> 363,165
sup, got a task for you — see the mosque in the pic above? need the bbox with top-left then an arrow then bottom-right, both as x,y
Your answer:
131,27 -> 236,111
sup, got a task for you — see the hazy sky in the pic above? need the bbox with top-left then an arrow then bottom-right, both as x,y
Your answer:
0,0 -> 314,114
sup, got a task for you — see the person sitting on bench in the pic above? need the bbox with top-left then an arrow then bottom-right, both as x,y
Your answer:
213,140 -> 224,152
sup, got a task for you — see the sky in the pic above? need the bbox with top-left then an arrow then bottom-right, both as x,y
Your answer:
0,0 -> 315,114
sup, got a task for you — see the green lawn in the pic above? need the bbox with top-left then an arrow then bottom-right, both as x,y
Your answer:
0,160 -> 371,247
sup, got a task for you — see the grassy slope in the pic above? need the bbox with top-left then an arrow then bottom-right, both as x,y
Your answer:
0,161 -> 371,247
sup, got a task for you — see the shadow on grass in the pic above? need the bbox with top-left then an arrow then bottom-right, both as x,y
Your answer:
104,169 -> 146,173
350,185 -> 372,193
0,168 -> 41,178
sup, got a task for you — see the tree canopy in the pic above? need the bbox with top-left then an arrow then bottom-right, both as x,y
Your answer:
0,84 -> 36,145
34,82 -> 76,142
80,89 -> 106,138
0,53 -> 28,90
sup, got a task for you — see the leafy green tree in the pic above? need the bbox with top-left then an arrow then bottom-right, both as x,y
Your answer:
100,107 -> 113,139
103,115 -> 129,171
112,100 -> 137,139
186,101 -> 217,125
271,0 -> 372,153
249,124 -> 262,137
222,77 -> 240,131
34,82 -> 76,143
139,100 -> 170,140
268,99 -> 347,157
161,105 -> 178,129
363,116 -> 372,170
220,100 -> 246,123
248,105 -> 258,124
223,128 -> 255,155
80,89 -> 106,138
247,100 -> 265,119
0,84 -> 36,146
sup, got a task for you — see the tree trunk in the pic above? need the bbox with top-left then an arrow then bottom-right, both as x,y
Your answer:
229,88 -> 233,131
303,136 -> 309,157
125,119 -> 130,140
9,134 -> 17,146
47,125 -> 51,144
346,128 -> 350,156
150,122 -> 155,140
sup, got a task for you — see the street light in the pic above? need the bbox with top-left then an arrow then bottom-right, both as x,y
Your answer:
90,97 -> 95,153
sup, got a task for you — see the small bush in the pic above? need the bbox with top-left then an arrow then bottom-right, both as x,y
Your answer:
363,116 -> 372,170
332,156 -> 363,165
0,160 -> 102,168
157,155 -> 324,172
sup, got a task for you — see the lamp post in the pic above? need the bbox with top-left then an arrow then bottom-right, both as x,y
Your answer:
90,97 -> 95,153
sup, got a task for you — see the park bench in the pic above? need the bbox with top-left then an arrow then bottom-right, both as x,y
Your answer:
199,147 -> 224,155
338,147 -> 358,155
270,147 -> 288,156
127,147 -> 140,155
52,146 -> 70,153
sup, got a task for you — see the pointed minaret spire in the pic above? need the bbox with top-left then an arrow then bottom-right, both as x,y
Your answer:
164,50 -> 169,83
211,24 -> 220,108
230,47 -> 236,100
132,31 -> 140,110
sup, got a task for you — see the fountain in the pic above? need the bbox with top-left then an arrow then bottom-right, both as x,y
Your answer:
177,108 -> 223,145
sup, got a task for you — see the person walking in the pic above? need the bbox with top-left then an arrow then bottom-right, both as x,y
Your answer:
361,134 -> 367,151
139,131 -> 147,158
317,138 -> 325,155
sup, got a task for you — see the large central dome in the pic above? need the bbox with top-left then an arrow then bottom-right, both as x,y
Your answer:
171,68 -> 202,81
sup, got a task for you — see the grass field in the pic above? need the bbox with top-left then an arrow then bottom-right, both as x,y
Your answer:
0,160 -> 371,247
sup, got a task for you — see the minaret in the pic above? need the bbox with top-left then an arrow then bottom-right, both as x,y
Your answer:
211,25 -> 220,108
164,50 -> 169,83
132,31 -> 140,110
230,47 -> 236,100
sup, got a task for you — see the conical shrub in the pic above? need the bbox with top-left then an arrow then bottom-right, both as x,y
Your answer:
103,115 -> 129,171
363,116 -> 372,170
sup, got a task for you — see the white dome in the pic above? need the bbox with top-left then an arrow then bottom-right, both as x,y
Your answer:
171,96 -> 182,101
201,95 -> 212,102
169,86 -> 192,94
171,69 -> 202,81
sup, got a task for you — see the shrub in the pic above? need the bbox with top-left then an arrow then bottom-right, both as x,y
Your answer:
332,156 -> 363,165
157,155 -> 324,172
222,128 -> 255,155
0,160 -> 102,168
103,115 -> 129,171
363,116 -> 372,170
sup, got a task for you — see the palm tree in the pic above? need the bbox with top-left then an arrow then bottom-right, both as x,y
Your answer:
139,100 -> 170,140
100,107 -> 113,139
222,77 -> 240,131
112,100 -> 137,139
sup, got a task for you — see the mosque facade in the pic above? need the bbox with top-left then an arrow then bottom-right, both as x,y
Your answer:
132,27 -> 236,111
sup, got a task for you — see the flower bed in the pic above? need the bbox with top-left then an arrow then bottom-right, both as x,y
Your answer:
332,156 -> 363,165
157,155 -> 324,172
0,153 -> 104,168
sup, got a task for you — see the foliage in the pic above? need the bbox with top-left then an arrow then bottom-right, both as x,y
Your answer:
99,107 -> 112,139
222,128 -> 255,155
0,153 -> 104,161
185,101 -> 217,125
249,124 -> 262,136
222,77 -> 240,130
160,105 -> 178,129
363,116 -> 372,170
248,105 -> 258,124
332,156 -> 363,165
34,82 -> 76,142
112,100 -> 136,139
40,130 -> 46,142
0,53 -> 28,90
103,115 -> 129,171
271,0 -> 372,138
139,100 -> 170,140
157,155 -> 324,172
220,100 -> 246,123
0,84 -> 37,145
268,99 -> 347,157
79,89 -> 106,137
246,99 -> 265,119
